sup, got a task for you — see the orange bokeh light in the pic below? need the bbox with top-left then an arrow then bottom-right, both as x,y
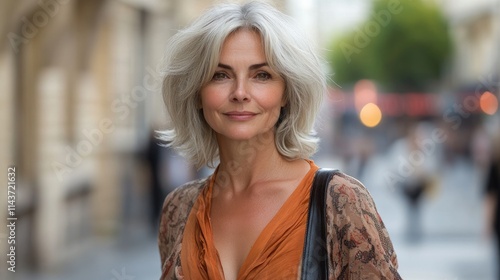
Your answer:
480,91 -> 498,115
359,103 -> 382,127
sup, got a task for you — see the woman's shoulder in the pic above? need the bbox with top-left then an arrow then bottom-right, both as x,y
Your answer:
158,177 -> 209,268
159,177 -> 209,234
325,170 -> 379,215
326,170 -> 369,196
161,177 -> 209,215
328,170 -> 364,186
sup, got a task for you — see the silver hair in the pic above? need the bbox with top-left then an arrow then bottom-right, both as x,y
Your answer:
158,1 -> 326,168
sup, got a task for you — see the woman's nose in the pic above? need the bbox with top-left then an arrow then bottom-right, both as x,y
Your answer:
230,79 -> 250,102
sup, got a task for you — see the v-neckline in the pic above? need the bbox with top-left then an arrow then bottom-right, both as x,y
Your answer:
204,160 -> 318,279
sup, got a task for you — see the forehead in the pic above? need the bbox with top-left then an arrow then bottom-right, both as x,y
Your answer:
219,29 -> 265,61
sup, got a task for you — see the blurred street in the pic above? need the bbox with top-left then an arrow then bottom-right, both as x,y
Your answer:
13,154 -> 497,280
14,225 -> 162,280
366,156 -> 496,280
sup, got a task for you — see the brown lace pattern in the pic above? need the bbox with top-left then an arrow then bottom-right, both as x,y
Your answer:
325,173 -> 401,279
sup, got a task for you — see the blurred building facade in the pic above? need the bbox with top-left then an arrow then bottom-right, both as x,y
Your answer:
0,0 -> 283,273
0,0 -> 180,271
437,0 -> 500,88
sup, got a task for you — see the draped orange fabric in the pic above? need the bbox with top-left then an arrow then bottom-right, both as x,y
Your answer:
180,161 -> 319,279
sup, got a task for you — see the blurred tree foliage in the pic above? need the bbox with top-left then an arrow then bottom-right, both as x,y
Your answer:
328,0 -> 452,92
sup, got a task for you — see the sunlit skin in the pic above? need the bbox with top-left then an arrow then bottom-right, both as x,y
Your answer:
200,29 -> 311,280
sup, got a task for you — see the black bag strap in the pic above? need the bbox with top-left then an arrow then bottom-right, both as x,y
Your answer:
301,169 -> 339,280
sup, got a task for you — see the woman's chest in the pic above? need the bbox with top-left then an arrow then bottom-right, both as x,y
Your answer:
210,193 -> 291,278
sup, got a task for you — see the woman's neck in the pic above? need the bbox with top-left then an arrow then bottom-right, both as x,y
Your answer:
215,132 -> 295,194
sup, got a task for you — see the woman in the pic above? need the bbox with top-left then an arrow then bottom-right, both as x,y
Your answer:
158,1 -> 401,279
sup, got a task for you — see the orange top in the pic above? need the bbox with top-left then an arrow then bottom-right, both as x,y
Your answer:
180,160 -> 319,279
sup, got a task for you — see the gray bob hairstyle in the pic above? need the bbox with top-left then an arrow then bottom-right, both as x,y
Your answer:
158,1 -> 326,168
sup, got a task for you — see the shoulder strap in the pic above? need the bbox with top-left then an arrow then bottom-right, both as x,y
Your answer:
301,168 -> 339,280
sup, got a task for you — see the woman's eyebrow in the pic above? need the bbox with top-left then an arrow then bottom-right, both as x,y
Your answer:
217,62 -> 268,70
249,62 -> 268,70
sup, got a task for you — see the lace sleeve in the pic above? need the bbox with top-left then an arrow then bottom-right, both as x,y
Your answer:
158,179 -> 207,274
326,173 -> 401,279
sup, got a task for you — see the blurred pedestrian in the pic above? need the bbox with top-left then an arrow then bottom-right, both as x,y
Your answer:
387,121 -> 440,242
485,130 -> 500,279
157,2 -> 401,279
143,129 -> 167,233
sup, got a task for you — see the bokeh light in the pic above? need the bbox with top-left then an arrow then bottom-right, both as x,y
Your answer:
359,103 -> 382,127
480,91 -> 498,115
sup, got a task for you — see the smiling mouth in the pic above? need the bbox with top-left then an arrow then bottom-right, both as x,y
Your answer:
223,111 -> 257,120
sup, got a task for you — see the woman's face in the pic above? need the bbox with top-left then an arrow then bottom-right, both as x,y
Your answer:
200,29 -> 285,143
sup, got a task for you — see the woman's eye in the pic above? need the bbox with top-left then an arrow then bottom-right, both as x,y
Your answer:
255,72 -> 271,81
212,72 -> 229,81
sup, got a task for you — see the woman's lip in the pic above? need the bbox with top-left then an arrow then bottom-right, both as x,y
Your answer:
224,111 -> 256,115
223,111 -> 257,120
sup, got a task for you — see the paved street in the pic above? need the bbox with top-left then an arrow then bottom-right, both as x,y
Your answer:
14,229 -> 162,280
